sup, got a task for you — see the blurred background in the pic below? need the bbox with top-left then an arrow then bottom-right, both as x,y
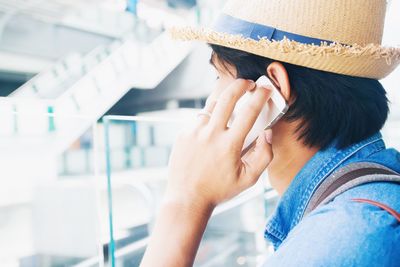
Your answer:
0,0 -> 398,266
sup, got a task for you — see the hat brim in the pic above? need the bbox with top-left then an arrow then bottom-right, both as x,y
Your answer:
170,26 -> 400,80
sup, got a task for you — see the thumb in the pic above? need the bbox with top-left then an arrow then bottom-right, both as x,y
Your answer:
240,129 -> 274,187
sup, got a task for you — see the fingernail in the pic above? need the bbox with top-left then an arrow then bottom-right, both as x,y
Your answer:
247,80 -> 256,90
264,129 -> 273,144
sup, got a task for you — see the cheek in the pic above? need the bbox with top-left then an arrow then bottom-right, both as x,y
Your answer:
208,76 -> 236,101
218,73 -> 236,87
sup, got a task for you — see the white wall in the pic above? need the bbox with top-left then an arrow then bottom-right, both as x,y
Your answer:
382,0 -> 400,148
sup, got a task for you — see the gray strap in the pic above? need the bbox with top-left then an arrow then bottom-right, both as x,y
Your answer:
303,162 -> 400,217
317,173 -> 400,206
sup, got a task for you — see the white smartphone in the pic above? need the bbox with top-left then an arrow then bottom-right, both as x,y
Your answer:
228,75 -> 289,153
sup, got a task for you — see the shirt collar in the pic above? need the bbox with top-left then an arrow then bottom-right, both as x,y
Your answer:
264,132 -> 385,249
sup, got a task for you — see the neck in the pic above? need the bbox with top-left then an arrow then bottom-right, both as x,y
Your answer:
267,122 -> 319,195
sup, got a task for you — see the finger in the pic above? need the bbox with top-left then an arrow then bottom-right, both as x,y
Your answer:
196,98 -> 217,126
239,130 -> 274,188
229,86 -> 272,142
208,79 -> 256,130
196,80 -> 228,127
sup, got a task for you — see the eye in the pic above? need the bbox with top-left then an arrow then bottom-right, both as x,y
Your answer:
216,76 -> 220,80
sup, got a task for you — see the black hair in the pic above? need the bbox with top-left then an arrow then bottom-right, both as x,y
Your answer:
210,44 -> 389,150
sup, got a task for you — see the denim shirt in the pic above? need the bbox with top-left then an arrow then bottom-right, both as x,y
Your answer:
262,132 -> 400,267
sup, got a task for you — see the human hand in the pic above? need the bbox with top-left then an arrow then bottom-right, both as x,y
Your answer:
164,79 -> 274,209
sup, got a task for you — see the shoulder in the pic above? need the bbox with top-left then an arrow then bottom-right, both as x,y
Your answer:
264,182 -> 400,267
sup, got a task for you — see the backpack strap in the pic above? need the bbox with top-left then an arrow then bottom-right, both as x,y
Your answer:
303,162 -> 400,219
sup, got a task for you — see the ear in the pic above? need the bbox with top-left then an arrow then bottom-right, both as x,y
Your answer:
266,62 -> 292,103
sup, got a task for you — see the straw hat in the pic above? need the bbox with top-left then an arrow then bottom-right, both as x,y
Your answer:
170,0 -> 400,79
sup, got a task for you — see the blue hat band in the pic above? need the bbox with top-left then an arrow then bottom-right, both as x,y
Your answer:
213,14 -> 337,46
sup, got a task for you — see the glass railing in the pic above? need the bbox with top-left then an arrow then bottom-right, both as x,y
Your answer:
1,104 -> 399,267
0,107 -> 106,267
101,100 -> 400,266
382,67 -> 400,150
102,111 -> 278,267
